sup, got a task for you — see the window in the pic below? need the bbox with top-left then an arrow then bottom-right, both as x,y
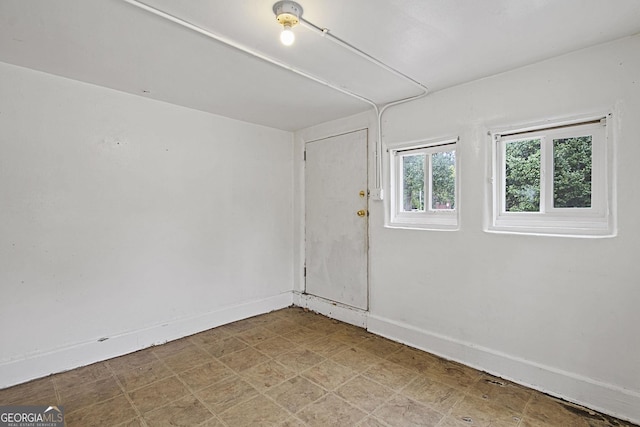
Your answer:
490,116 -> 614,237
388,138 -> 458,230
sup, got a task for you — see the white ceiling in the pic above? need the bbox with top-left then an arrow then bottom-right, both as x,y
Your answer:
1,0 -> 639,131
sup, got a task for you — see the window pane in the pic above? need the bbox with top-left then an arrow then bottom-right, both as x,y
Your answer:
553,136 -> 592,208
505,139 -> 541,212
402,154 -> 425,211
431,150 -> 456,210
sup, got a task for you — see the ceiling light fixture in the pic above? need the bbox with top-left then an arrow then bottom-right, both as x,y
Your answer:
273,1 -> 303,46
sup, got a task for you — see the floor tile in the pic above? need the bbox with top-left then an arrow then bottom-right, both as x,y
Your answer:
246,311 -> 281,325
107,349 -> 158,371
331,331 -> 372,348
113,358 -> 173,391
331,323 -> 372,344
467,374 -> 532,413
64,394 -> 138,427
54,362 -> 112,392
518,413 -> 629,427
235,325 -> 277,346
218,346 -> 271,372
373,395 -> 444,427
160,344 -> 213,373
274,307 -> 314,321
241,360 -> 296,392
151,338 -> 193,359
284,327 -> 331,345
197,416 -> 225,426
448,395 -> 522,427
254,335 -> 297,358
273,348 -> 325,373
386,346 -> 441,373
178,359 -> 235,391
301,359 -> 358,390
437,415 -> 474,427
279,416 -> 309,426
362,360 -> 417,391
58,376 -> 123,414
127,376 -> 190,413
330,346 -> 385,372
216,319 -> 256,335
430,360 -> 482,390
266,375 -> 326,414
0,377 -> 57,405
335,375 -> 394,413
196,375 -> 259,414
218,394 -> 289,426
303,315 -> 342,332
292,310 -> 324,327
357,416 -> 389,427
260,318 -> 300,334
143,394 -> 214,426
523,394 -> 593,427
189,328 -> 230,347
297,393 -> 367,427
115,417 -> 145,427
357,335 -> 402,358
401,375 -> 464,413
303,335 -> 351,357
518,417 -> 585,427
199,336 -> 248,358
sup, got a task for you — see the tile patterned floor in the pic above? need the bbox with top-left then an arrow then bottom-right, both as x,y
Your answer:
0,307 -> 636,426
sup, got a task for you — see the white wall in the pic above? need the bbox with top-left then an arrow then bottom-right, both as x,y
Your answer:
0,62 -> 294,387
296,35 -> 640,423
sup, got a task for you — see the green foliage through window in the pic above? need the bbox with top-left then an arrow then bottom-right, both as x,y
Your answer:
402,155 -> 425,211
432,151 -> 456,209
553,136 -> 592,208
505,139 -> 540,212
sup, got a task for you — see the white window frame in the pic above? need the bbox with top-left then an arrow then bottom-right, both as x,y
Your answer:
489,115 -> 614,237
388,137 -> 459,230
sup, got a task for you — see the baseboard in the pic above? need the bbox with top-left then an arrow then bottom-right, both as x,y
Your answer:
293,292 -> 368,328
368,313 -> 640,425
0,291 -> 293,389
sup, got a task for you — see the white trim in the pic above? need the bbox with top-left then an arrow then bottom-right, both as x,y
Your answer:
0,292 -> 293,388
293,292 -> 368,328
368,313 -> 640,425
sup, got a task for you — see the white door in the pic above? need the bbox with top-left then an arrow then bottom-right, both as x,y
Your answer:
305,129 -> 368,310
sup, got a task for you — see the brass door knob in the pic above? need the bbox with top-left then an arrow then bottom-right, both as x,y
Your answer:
357,210 -> 367,217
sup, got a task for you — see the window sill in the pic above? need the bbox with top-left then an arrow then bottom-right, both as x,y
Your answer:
486,222 -> 615,238
387,215 -> 459,231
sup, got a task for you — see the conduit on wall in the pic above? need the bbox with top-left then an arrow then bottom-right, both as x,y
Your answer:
121,0 -> 429,199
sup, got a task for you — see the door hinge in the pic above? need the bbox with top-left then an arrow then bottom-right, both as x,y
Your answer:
303,266 -> 306,277
303,150 -> 306,161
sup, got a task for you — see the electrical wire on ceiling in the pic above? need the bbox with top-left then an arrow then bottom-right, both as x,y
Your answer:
121,0 -> 429,199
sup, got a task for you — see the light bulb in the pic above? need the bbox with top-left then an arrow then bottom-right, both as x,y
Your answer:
280,23 -> 295,46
